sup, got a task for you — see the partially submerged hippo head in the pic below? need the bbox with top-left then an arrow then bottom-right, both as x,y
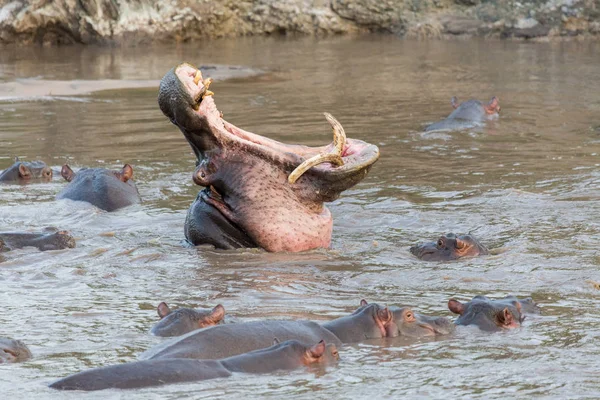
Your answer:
0,229 -> 76,252
151,303 -> 225,337
390,306 -> 455,337
272,338 -> 340,367
158,63 -> 380,252
0,338 -> 32,363
410,233 -> 489,261
425,96 -> 500,132
0,158 -> 53,182
448,295 -> 538,332
56,164 -> 141,212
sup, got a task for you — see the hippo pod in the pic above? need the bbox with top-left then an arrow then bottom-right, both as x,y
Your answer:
0,158 -> 53,182
151,302 -> 225,337
0,337 -> 32,363
50,339 -> 338,391
56,164 -> 141,212
0,228 -> 75,252
448,295 -> 540,332
410,233 -> 489,261
158,63 -> 380,252
425,96 -> 500,132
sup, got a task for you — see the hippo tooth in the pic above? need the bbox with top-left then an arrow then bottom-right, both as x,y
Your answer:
193,70 -> 202,85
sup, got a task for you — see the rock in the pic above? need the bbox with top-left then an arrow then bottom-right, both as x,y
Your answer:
440,15 -> 484,35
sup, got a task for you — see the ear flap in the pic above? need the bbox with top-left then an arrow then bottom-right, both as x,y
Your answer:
451,96 -> 459,109
18,163 -> 31,178
497,307 -> 514,327
206,304 -> 225,324
455,237 -> 466,250
308,340 -> 326,358
157,302 -> 171,319
485,96 -> 500,114
14,156 -> 20,162
360,299 -> 368,307
61,165 -> 75,182
448,299 -> 465,315
377,306 -> 393,323
120,164 -> 134,182
272,337 -> 280,345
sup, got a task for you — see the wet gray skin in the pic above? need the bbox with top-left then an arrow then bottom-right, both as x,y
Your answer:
151,303 -> 226,337
158,63 -> 380,252
56,164 -> 141,212
0,338 -> 32,363
448,295 -> 539,332
0,158 -> 53,182
0,229 -> 76,252
389,306 -> 456,337
425,96 -> 500,132
410,233 -> 489,261
141,303 -> 394,360
50,339 -> 339,391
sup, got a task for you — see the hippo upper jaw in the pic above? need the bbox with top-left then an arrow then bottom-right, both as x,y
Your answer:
158,63 -> 380,252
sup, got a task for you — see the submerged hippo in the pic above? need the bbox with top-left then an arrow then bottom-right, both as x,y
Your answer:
56,164 -> 141,212
410,233 -> 489,261
0,338 -> 32,363
140,301 -> 396,360
158,63 -> 380,252
0,229 -> 75,252
50,339 -> 337,391
425,96 -> 500,132
151,303 -> 225,337
390,306 -> 455,337
0,158 -> 53,182
448,295 -> 539,332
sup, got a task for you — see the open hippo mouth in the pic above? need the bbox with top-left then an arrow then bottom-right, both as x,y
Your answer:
158,63 -> 379,252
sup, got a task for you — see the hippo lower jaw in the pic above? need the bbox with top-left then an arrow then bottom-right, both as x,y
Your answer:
159,63 -> 380,252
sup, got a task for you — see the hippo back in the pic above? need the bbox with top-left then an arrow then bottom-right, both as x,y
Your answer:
140,320 -> 341,360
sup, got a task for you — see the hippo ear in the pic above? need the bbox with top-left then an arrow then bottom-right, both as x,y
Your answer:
448,299 -> 465,315
308,340 -> 326,359
455,238 -> 466,250
61,165 -> 74,182
120,164 -> 134,182
451,96 -> 459,109
272,337 -> 280,345
360,299 -> 368,307
485,97 -> 500,114
206,304 -> 225,324
14,156 -> 20,162
157,302 -> 171,319
377,306 -> 393,323
497,307 -> 515,327
18,163 -> 31,178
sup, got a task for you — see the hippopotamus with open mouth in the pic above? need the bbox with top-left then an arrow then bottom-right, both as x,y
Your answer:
151,303 -> 225,337
448,295 -> 539,332
158,63 -> 380,252
0,338 -> 32,363
425,96 -> 500,132
410,233 -> 489,261
50,339 -> 338,391
56,164 -> 141,212
0,228 -> 75,252
0,158 -> 53,182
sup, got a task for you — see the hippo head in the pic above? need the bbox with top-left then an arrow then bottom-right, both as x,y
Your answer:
410,233 -> 489,261
0,338 -> 32,363
150,303 -> 225,337
390,306 -> 456,337
448,295 -> 531,332
0,158 -> 53,182
268,339 -> 340,366
451,96 -> 500,118
60,164 -> 134,184
158,63 -> 380,252
355,299 -> 399,338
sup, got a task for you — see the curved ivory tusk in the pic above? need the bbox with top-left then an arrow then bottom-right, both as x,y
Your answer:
288,113 -> 347,184
193,70 -> 202,85
288,153 -> 343,184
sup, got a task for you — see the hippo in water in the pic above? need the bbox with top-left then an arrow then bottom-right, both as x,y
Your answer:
56,164 -> 141,212
0,338 -> 32,363
0,228 -> 75,252
151,303 -> 225,337
0,158 -> 53,182
140,300 -> 396,360
448,295 -> 539,332
410,233 -> 489,261
390,306 -> 455,337
158,63 -> 380,252
50,338 -> 338,391
425,96 -> 500,132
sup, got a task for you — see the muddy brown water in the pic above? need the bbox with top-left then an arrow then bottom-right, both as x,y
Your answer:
1,36 -> 600,398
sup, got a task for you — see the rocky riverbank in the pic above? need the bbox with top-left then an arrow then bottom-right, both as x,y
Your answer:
0,0 -> 598,45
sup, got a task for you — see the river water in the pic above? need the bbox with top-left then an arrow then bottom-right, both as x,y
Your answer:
1,36 -> 599,399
